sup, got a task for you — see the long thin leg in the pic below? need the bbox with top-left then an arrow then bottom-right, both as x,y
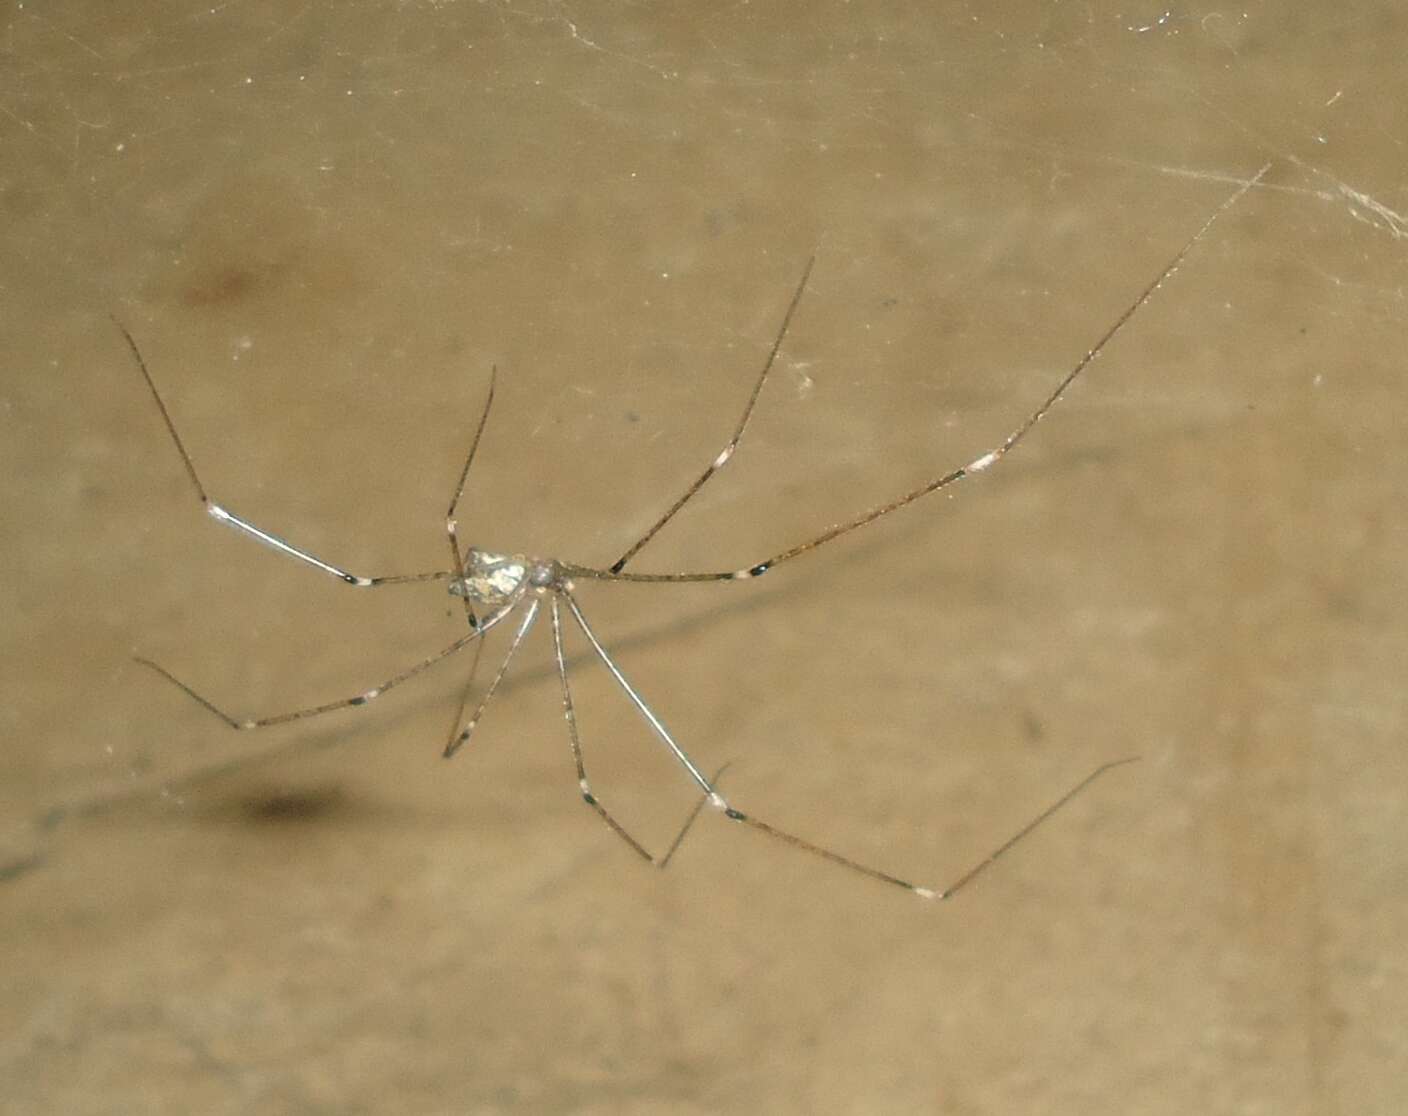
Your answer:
560,165 -> 1270,587
720,757 -> 1140,900
446,365 -> 498,545
115,318 -> 455,589
443,596 -> 539,757
442,638 -> 488,745
658,762 -> 732,869
440,376 -> 499,705
445,367 -> 499,630
134,598 -> 520,730
609,257 -> 815,573
561,590 -> 1137,899
550,595 -> 720,865
560,590 -> 717,795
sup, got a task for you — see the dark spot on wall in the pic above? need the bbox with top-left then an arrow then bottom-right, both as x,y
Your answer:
180,262 -> 272,307
237,783 -> 348,825
161,170 -> 360,313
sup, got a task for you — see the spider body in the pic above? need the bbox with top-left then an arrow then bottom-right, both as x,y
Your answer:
109,164 -> 1265,898
450,548 -> 558,607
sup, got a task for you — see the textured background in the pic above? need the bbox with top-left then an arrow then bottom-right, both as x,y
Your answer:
3,3 -> 1405,1112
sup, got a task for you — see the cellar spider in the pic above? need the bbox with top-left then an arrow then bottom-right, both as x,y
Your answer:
112,168 -> 1264,900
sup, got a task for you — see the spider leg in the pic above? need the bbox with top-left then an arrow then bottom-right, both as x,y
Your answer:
550,595 -> 722,865
609,257 -> 814,573
443,638 -> 488,746
443,595 -> 538,758
558,590 -> 1137,898
114,318 -> 455,589
560,590 -> 716,793
445,366 -> 499,631
657,761 -> 733,869
717,757 -> 1140,900
562,163 -> 1271,587
134,599 -> 519,731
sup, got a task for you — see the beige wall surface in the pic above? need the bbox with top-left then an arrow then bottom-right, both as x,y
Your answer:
3,3 -> 1404,1113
